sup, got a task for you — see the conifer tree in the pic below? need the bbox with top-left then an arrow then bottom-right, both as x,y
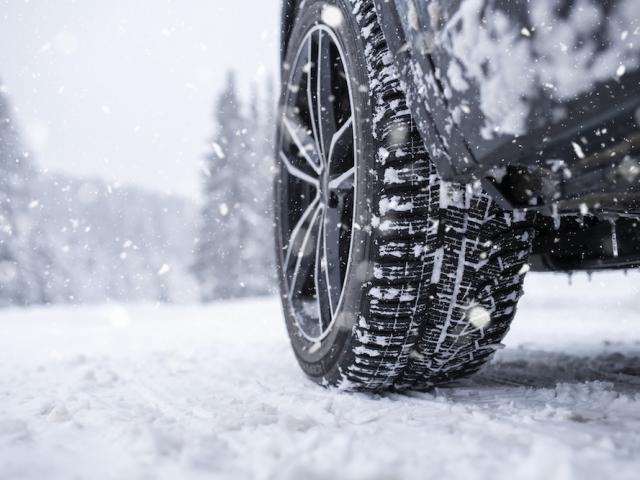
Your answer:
0,82 -> 40,306
193,72 -> 249,300
193,72 -> 281,301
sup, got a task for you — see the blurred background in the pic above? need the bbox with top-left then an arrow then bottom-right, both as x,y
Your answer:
0,0 -> 281,307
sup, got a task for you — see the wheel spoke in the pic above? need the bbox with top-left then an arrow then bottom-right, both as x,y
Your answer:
287,199 -> 323,300
322,204 -> 345,314
327,116 -> 353,166
314,211 -> 333,327
284,195 -> 321,277
328,166 -> 355,191
279,151 -> 319,187
307,31 -> 324,167
315,30 -> 338,161
282,117 -> 322,175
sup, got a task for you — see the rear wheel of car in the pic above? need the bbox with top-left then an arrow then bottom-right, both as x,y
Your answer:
274,0 -> 534,391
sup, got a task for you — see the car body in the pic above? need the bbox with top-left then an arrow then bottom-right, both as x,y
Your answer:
281,0 -> 640,272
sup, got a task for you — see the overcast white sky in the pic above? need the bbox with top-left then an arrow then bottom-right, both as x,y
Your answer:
0,0 -> 281,199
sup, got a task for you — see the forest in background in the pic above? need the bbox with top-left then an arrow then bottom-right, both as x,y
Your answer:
0,73 -> 276,307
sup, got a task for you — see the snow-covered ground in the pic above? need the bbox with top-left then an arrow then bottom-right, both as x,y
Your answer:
1,273 -> 640,480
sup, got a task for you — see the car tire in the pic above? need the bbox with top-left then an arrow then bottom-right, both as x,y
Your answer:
274,0 -> 534,391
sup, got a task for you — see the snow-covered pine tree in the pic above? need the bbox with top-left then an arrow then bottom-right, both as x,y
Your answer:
193,72 -> 249,300
0,81 -> 43,306
240,84 -> 276,296
193,72 -> 280,301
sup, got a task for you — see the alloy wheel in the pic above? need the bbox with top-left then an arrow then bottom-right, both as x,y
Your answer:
277,24 -> 357,342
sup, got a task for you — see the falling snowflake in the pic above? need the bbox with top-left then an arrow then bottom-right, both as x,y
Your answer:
212,142 -> 226,159
158,264 -> 171,276
321,6 -> 344,28
467,306 -> 492,330
571,142 -> 586,159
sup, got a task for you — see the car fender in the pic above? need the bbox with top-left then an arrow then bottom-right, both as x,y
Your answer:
374,0 -> 640,186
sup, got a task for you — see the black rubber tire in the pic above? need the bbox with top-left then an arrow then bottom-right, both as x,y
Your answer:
276,0 -> 534,391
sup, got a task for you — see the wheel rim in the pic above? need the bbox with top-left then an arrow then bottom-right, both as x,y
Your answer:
277,24 -> 357,342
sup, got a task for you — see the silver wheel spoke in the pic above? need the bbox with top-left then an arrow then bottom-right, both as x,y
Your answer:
284,195 -> 321,278
315,30 -> 338,163
287,201 -> 323,300
307,32 -> 324,167
279,151 -> 320,187
327,116 -> 353,167
323,206 -> 344,314
314,212 -> 332,327
282,117 -> 322,175
328,166 -> 356,191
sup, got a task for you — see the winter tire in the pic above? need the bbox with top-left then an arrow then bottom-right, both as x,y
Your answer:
275,0 -> 534,391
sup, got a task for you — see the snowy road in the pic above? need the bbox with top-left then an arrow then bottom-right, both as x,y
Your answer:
1,273 -> 640,480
